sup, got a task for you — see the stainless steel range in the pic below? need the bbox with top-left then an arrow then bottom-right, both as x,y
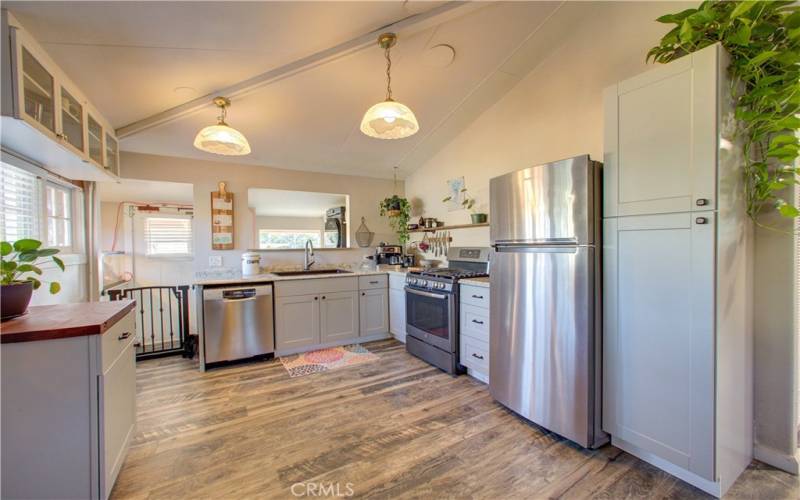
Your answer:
405,247 -> 490,374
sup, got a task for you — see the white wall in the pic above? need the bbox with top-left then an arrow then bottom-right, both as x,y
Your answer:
752,185 -> 800,471
120,151 -> 402,271
100,201 -> 118,252
28,255 -> 87,306
404,1 -> 690,254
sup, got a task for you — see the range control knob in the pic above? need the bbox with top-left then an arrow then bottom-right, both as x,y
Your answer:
419,280 -> 428,287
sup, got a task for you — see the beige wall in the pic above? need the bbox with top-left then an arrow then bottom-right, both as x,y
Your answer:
100,201 -> 118,251
404,1 -> 689,253
120,152 -> 401,271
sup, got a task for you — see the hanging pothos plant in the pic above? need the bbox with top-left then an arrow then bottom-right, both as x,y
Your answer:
379,195 -> 411,246
648,0 -> 800,221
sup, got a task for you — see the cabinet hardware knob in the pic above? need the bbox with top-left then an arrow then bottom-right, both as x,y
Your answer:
314,296 -> 318,300
472,295 -> 484,299
322,296 -> 326,300
118,332 -> 132,341
472,319 -> 484,325
472,353 -> 484,360
695,217 -> 708,225
361,292 -> 366,296
696,198 -> 709,206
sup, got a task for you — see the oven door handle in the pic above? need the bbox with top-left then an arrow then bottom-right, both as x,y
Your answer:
405,288 -> 448,300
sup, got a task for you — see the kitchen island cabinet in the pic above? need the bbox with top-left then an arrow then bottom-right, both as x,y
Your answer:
1,300 -> 137,500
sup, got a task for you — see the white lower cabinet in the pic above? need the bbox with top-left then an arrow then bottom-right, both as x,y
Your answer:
604,213 -> 715,479
388,274 -> 407,343
320,291 -> 359,343
459,284 -> 490,382
360,288 -> 389,337
1,308 -> 136,500
275,294 -> 321,351
274,275 -> 389,354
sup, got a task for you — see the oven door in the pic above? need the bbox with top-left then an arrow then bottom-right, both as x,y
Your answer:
405,287 -> 456,352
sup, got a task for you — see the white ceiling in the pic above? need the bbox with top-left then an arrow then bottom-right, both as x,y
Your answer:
248,188 -> 346,218
7,1 -> 565,179
97,179 -> 194,204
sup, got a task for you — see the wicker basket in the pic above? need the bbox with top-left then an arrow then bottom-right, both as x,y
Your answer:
355,217 -> 375,248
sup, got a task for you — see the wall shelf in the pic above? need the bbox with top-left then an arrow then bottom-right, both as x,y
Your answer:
409,222 -> 489,233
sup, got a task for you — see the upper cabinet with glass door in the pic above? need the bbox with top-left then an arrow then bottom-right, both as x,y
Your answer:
0,10 -> 120,181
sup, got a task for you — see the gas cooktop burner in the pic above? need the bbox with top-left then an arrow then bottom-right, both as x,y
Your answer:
414,268 -> 488,280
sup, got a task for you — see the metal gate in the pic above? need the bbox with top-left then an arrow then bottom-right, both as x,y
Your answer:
108,285 -> 192,360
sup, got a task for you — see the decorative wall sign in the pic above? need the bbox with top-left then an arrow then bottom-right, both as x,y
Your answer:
445,176 -> 465,211
211,182 -> 234,250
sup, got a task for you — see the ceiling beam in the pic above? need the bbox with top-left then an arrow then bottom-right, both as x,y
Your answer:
116,1 -> 479,139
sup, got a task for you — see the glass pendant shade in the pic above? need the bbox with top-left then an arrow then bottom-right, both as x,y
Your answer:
193,96 -> 251,156
193,124 -> 251,156
360,99 -> 419,139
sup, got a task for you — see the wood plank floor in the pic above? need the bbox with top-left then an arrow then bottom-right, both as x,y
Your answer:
112,340 -> 799,499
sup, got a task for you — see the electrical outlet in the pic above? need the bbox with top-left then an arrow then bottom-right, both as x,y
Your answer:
208,255 -> 223,267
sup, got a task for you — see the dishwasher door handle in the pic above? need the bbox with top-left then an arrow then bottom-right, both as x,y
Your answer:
223,296 -> 257,303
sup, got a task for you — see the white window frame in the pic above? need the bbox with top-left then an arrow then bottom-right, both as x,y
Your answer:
258,229 -> 322,249
143,214 -> 193,260
44,181 -> 74,251
0,152 -> 83,256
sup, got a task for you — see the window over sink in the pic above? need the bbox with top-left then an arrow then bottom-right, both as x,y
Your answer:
258,229 -> 321,250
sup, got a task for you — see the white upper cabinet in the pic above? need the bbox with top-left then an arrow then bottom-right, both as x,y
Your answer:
1,10 -> 119,181
604,45 -> 718,217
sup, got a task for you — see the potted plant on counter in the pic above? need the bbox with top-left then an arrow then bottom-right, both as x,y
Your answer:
1,239 -> 65,320
443,187 -> 488,224
379,195 -> 411,246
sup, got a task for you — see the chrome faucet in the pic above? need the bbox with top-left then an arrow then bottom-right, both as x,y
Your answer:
303,239 -> 315,270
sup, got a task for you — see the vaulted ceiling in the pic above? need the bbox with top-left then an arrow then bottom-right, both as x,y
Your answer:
7,1 -> 568,178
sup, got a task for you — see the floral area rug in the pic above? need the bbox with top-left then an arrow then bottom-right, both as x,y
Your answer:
279,344 -> 379,378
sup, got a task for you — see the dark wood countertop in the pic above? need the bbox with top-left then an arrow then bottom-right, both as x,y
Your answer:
1,300 -> 136,344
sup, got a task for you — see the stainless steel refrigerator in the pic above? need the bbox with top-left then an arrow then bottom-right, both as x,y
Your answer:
489,154 -> 607,449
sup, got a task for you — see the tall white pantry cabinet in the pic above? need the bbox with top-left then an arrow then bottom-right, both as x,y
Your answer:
602,44 -> 753,497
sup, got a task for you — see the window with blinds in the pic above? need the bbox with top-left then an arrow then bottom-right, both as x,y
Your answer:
46,182 -> 72,248
0,163 -> 40,242
144,217 -> 193,257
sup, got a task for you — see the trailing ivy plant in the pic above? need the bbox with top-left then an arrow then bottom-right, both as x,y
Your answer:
379,195 -> 411,246
647,0 -> 800,221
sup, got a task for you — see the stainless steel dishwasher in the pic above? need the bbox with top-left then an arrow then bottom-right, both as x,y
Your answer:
202,284 -> 274,364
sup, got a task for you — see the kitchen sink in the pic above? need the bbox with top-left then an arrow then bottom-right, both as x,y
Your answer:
271,269 -> 353,277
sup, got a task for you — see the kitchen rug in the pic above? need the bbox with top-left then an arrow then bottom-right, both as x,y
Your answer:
279,344 -> 379,378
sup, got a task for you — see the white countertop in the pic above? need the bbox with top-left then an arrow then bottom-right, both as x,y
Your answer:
194,265 -> 408,286
460,276 -> 490,288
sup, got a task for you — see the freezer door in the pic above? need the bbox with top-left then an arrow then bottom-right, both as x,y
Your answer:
490,155 -> 598,245
489,245 -> 602,448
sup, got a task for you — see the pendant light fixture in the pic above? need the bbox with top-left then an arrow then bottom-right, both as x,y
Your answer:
360,33 -> 419,140
193,96 -> 251,156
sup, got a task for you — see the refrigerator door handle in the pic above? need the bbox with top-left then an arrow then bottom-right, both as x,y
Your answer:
493,244 -> 579,254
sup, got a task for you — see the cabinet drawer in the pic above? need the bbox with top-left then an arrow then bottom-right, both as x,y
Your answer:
101,310 -> 136,373
461,285 -> 490,309
389,273 -> 406,290
275,277 -> 358,297
359,274 -> 388,290
460,304 -> 489,342
460,336 -> 489,375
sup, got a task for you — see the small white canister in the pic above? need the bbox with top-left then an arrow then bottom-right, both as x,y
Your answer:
241,252 -> 261,276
